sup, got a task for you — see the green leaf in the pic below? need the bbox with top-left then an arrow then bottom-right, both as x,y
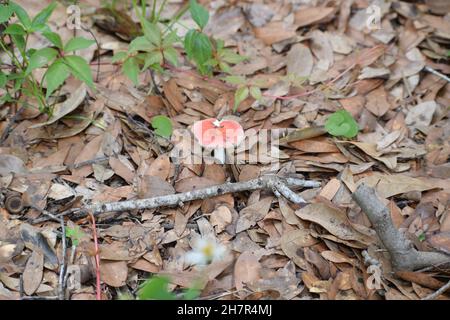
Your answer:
143,51 -> 163,69
234,86 -> 249,111
183,29 -> 196,60
0,5 -> 13,23
188,31 -> 213,75
128,36 -> 153,53
26,47 -> 58,74
163,47 -> 178,67
43,31 -> 63,49
112,51 -> 128,63
249,86 -> 262,101
66,226 -> 85,246
142,20 -> 161,45
10,34 -> 26,52
189,0 -> 209,30
218,61 -> 230,73
162,30 -> 179,47
325,110 -> 359,138
45,59 -> 70,98
31,2 -> 57,29
0,71 -> 6,88
151,115 -> 173,138
222,75 -> 246,85
10,1 -> 31,29
138,276 -> 176,300
183,287 -> 201,300
64,37 -> 95,52
123,57 -> 140,86
4,23 -> 26,35
63,55 -> 94,88
221,50 -> 247,64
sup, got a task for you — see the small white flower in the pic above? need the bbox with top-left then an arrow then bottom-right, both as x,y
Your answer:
185,236 -> 227,266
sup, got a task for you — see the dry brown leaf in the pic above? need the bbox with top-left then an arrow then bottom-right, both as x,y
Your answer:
99,260 -> 128,287
210,206 -> 232,233
236,197 -> 273,233
280,229 -> 317,269
294,7 -> 336,28
146,154 -> 171,180
23,250 -> 44,295
234,251 -> 261,292
296,203 -> 373,244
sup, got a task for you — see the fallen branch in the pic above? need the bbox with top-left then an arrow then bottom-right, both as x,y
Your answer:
86,175 -> 319,215
352,183 -> 450,271
31,176 -> 319,223
422,280 -> 450,300
89,213 -> 102,301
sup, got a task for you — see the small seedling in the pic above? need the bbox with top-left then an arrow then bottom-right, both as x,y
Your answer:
66,225 -> 85,246
325,110 -> 359,138
223,75 -> 264,112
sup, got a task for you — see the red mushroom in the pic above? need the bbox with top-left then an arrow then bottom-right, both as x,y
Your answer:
191,118 -> 244,164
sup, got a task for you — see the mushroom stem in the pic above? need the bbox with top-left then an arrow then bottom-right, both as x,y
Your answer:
214,148 -> 226,164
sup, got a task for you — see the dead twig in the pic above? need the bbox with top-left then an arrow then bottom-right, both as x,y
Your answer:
424,66 -> 450,83
422,280 -> 450,300
89,212 -> 102,300
58,217 -> 67,300
352,183 -> 450,271
85,175 -> 320,216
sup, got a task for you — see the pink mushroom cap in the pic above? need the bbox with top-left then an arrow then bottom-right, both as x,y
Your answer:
192,118 -> 244,149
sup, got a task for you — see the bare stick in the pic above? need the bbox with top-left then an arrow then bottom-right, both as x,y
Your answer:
422,280 -> 450,300
424,66 -> 450,83
85,175 -> 319,215
352,183 -> 450,271
58,217 -> 67,300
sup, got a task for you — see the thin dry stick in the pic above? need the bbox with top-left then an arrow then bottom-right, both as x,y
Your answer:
422,280 -> 450,300
89,212 -> 102,300
352,183 -> 450,271
58,217 -> 67,300
85,175 -> 320,215
424,66 -> 450,83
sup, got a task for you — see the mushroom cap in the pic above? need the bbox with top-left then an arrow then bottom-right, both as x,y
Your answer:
191,118 -> 244,148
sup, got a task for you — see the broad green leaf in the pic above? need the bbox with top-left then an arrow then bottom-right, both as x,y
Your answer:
143,51 -> 163,69
218,61 -> 231,73
221,50 -> 247,64
112,51 -> 128,63
123,57 -> 140,86
249,86 -> 262,101
234,86 -> 249,111
325,109 -> 359,138
138,276 -> 176,300
128,36 -> 153,53
10,1 -> 31,29
63,55 -> 94,88
64,37 -> 95,52
0,5 -> 13,23
4,23 -> 26,35
162,30 -> 179,47
31,2 -> 57,29
183,29 -> 196,60
45,59 -> 70,98
43,31 -> 63,49
0,71 -> 6,88
163,47 -> 178,67
11,34 -> 25,52
151,115 -> 173,138
26,47 -> 58,74
191,32 -> 213,75
189,0 -> 209,30
183,287 -> 201,300
142,20 -> 161,45
222,75 -> 246,85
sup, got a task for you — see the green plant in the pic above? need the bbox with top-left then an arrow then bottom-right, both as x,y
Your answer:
223,75 -> 264,112
0,1 -> 95,115
325,110 -> 359,138
113,0 -> 245,85
138,275 -> 200,300
66,225 -> 85,246
150,115 -> 173,138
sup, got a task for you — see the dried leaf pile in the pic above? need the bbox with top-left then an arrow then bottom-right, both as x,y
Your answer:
0,0 -> 449,300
